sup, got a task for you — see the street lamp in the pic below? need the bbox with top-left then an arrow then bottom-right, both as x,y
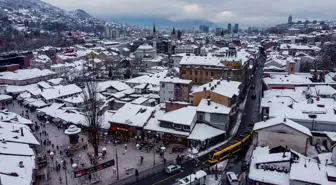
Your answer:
61,159 -> 68,185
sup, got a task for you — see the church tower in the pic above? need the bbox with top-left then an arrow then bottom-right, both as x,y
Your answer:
153,23 -> 157,56
171,27 -> 177,41
288,15 -> 293,24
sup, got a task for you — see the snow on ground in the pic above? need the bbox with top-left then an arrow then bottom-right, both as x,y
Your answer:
307,143 -> 318,158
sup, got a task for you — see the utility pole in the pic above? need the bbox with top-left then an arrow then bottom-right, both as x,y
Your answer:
63,159 -> 68,185
116,147 -> 119,180
153,144 -> 155,166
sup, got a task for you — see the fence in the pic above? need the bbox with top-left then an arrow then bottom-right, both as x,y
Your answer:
110,159 -> 173,185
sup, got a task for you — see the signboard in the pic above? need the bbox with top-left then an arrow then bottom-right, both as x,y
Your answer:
74,159 -> 115,178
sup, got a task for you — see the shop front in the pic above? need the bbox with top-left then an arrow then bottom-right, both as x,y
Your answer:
145,130 -> 188,146
110,123 -> 136,139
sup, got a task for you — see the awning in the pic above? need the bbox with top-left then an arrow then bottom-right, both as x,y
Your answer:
188,123 -> 225,141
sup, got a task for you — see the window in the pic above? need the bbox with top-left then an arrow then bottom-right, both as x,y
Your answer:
200,71 -> 203,75
161,83 -> 165,88
211,72 -> 214,76
206,72 -> 208,76
181,70 -> 186,74
198,114 -> 204,120
183,125 -> 190,131
195,78 -> 197,83
195,71 -> 198,75
175,124 -> 182,130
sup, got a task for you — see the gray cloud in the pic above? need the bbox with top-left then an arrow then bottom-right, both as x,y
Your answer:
42,0 -> 336,27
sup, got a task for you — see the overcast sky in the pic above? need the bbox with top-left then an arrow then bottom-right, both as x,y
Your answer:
42,0 -> 336,27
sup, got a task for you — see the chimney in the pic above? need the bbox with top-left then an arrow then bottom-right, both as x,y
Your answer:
207,98 -> 211,105
283,146 -> 288,158
19,161 -> 24,168
326,159 -> 328,166
283,118 -> 286,122
210,78 -> 213,82
20,127 -> 24,137
227,77 -> 231,82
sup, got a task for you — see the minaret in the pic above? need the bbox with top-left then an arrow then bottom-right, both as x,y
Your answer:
153,23 -> 157,56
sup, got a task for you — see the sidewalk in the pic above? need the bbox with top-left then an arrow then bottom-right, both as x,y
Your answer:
197,95 -> 248,158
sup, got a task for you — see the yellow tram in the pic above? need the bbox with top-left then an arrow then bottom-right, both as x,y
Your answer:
208,128 -> 254,164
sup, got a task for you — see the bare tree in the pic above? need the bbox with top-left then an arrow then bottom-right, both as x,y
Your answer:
83,81 -> 103,157
317,42 -> 336,71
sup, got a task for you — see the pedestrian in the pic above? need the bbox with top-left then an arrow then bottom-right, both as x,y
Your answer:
140,156 -> 144,164
124,143 -> 127,150
163,158 -> 166,164
135,169 -> 139,181
59,150 -> 62,156
70,158 -> 73,164
90,157 -> 93,164
59,176 -> 62,184
81,138 -> 84,143
39,132 -> 42,137
56,145 -> 59,150
52,144 -> 54,149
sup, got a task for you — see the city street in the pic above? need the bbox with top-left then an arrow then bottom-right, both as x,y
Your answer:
7,101 -> 185,185
132,58 -> 265,185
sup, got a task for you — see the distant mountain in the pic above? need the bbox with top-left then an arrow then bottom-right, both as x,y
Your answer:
101,16 -> 217,29
72,9 -> 93,20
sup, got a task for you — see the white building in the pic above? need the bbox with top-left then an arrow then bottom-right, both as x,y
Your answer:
171,53 -> 195,67
159,77 -> 192,103
175,45 -> 198,54
134,44 -> 156,59
40,84 -> 82,103
30,54 -> 52,69
248,146 -> 336,185
253,117 -> 312,155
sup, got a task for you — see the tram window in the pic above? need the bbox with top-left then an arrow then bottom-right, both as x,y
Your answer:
220,150 -> 230,158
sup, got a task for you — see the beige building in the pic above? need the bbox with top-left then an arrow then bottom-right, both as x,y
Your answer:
253,117 -> 312,155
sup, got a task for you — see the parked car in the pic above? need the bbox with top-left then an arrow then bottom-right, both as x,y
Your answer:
226,172 -> 239,185
251,93 -> 256,99
165,164 -> 182,174
172,144 -> 186,153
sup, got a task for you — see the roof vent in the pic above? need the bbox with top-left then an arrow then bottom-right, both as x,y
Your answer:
1,139 -> 6,143
210,78 -> 213,82
283,118 -> 286,122
20,127 -> 24,137
19,161 -> 24,168
308,114 -> 317,119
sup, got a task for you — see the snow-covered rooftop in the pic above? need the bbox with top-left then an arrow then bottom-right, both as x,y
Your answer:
197,98 -> 231,114
160,77 -> 192,84
109,103 -> 155,127
0,68 -> 55,81
159,106 -> 197,126
253,117 -> 312,137
40,84 -> 82,100
192,79 -> 241,98
0,122 -> 39,145
180,56 -> 224,67
144,109 -> 190,136
188,123 -> 225,141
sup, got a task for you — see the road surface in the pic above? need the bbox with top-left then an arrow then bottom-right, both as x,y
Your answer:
134,59 -> 265,185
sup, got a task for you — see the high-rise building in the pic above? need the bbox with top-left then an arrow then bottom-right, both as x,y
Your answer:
227,23 -> 232,33
153,24 -> 157,55
215,27 -> 222,36
199,25 -> 209,33
233,23 -> 239,33
288,15 -> 293,24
